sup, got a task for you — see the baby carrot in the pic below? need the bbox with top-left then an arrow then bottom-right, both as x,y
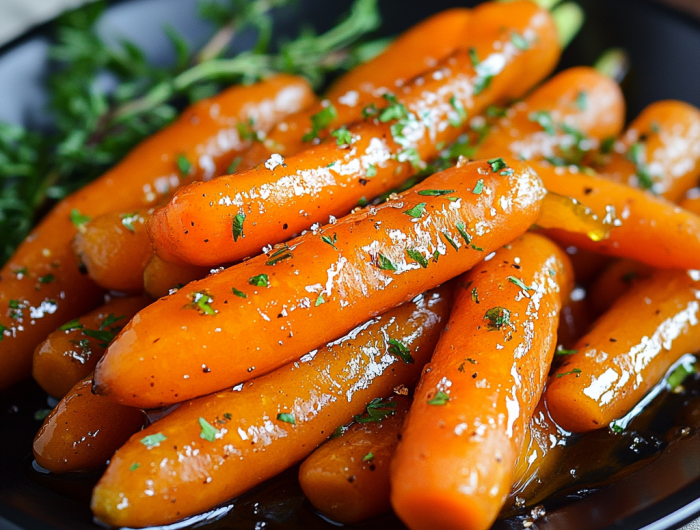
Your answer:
587,259 -> 654,316
390,233 -> 573,530
680,191 -> 700,215
33,375 -> 147,474
594,100 -> 700,202
558,290 -> 595,350
299,395 -> 411,524
143,255 -> 211,299
238,8 -> 472,171
32,296 -> 150,398
545,269 -> 700,433
95,158 -> 546,408
91,287 -> 451,528
148,0 -> 560,267
0,75 -> 314,391
73,209 -> 153,293
536,163 -> 700,270
475,66 -> 625,163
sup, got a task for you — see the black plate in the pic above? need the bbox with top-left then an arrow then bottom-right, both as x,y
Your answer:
2,0 -> 700,529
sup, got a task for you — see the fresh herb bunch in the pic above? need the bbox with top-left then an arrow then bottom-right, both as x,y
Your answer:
0,0 -> 382,264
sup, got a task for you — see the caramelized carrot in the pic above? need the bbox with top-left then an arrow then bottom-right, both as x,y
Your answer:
587,259 -> 654,316
239,8 -> 472,171
0,75 -> 315,391
594,100 -> 700,202
545,269 -> 700,433
95,158 -> 546,408
149,1 -> 560,267
143,255 -> 211,299
680,190 -> 700,215
390,233 -> 573,530
33,375 -> 147,474
73,209 -> 153,293
536,163 -> 700,270
91,287 -> 451,528
475,66 -> 625,162
299,395 -> 411,524
32,296 -> 150,398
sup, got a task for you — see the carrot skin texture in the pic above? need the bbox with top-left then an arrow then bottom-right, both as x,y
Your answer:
91,288 -> 451,528
0,75 -> 314,391
239,8 -> 472,171
475,66 -> 625,162
74,209 -> 153,293
594,100 -> 700,202
143,255 -> 211,299
299,396 -> 411,524
95,158 -> 546,408
33,376 -> 147,474
32,296 -> 151,398
545,269 -> 700,433
390,233 -> 573,530
536,163 -> 700,270
149,0 -> 560,267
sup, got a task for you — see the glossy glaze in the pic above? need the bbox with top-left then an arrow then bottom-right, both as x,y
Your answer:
95,158 -> 545,408
91,288 -> 451,527
390,233 -> 573,530
143,255 -> 211,299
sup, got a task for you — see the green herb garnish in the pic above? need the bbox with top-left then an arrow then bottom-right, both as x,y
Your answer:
484,307 -> 511,331
140,432 -> 167,447
387,338 -> 414,364
277,412 -> 296,424
232,213 -> 245,242
557,368 -> 582,378
427,391 -> 450,405
417,189 -> 455,196
404,202 -> 427,218
377,253 -> 397,271
354,398 -> 397,423
407,249 -> 428,268
199,417 -> 220,442
248,274 -> 269,287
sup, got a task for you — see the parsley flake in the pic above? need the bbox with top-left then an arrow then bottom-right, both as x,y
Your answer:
407,249 -> 428,268
265,244 -> 293,266
456,222 -> 472,245
315,293 -> 325,306
232,213 -> 245,242
472,180 -> 484,195
34,409 -> 51,421
555,346 -> 578,356
484,307 -> 511,331
302,104 -> 338,142
366,164 -> 377,177
198,417 -> 220,442
510,31 -> 530,51
332,125 -> 352,146
191,291 -> 215,315
507,276 -> 533,291
576,91 -> 588,111
120,212 -> 140,232
557,368 -> 582,378
39,274 -> 55,284
417,189 -> 455,196
231,287 -> 247,298
129,462 -> 141,472
427,391 -> 450,405
362,452 -> 374,462
277,412 -> 296,424
403,202 -> 427,218
449,95 -> 467,127
441,231 -> 459,251
321,233 -> 338,250
177,154 -> 192,176
354,398 -> 397,423
60,318 -> 83,331
140,432 -> 167,447
248,274 -> 269,287
70,209 -> 91,229
529,111 -> 556,136
377,253 -> 397,271
487,157 -> 508,173
387,338 -> 414,364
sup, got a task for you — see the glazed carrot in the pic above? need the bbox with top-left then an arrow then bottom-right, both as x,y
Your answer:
299,395 -> 411,524
148,0 -> 560,267
560,246 -> 611,286
558,290 -> 594,350
593,100 -> 700,202
390,233 -> 573,530
33,375 -> 147,474
238,8 -> 472,171
0,75 -> 315,391
32,296 -> 150,398
91,287 -> 451,528
73,209 -> 153,293
587,259 -> 654,316
475,66 -> 625,163
95,158 -> 546,408
680,190 -> 700,215
545,269 -> 700,433
536,163 -> 700,270
143,255 -> 211,299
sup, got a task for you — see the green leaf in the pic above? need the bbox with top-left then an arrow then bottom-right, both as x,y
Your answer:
191,291 -> 215,315
120,212 -> 140,232
487,157 -> 508,173
667,362 -> 696,391
34,409 -> 52,421
59,318 -> 83,331
277,412 -> 296,424
321,233 -> 337,250
265,244 -> 293,266
484,307 -> 511,331
456,222 -> 472,245
449,95 -> 467,127
354,398 -> 396,423
315,293 -> 325,306
177,154 -> 192,176
529,111 -> 556,136
302,104 -> 338,142
507,276 -> 533,291
232,287 -> 247,298
441,231 -> 459,251
249,274 -> 269,287
387,338 -> 414,364
140,432 -> 167,447
417,189 -> 455,196
366,164 -> 377,177
557,368 -> 582,378
403,202 -> 426,218
232,213 -> 245,242
427,391 -> 450,405
576,90 -> 588,111
555,346 -> 578,356
377,253 -> 397,271
407,249 -> 428,268
70,209 -> 91,228
39,274 -> 55,284
472,180 -> 484,195
362,452 -> 374,462
82,328 -> 116,347
129,462 -> 141,471
100,313 -> 125,330
198,417 -> 220,442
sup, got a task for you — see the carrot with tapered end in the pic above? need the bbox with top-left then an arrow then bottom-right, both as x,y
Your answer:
299,395 -> 411,524
95,158 -> 546,408
536,163 -> 700,270
74,209 -> 153,293
143,255 -> 211,299
239,8 -> 472,171
33,375 -> 147,474
33,296 -> 150,398
587,259 -> 654,316
0,75 -> 315,391
91,288 -> 451,528
148,1 -> 560,267
593,100 -> 700,202
545,269 -> 700,433
475,66 -> 625,163
390,233 -> 573,530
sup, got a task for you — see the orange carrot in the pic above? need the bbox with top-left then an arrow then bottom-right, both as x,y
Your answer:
594,100 -> 700,202
545,269 -> 700,433
73,209 -> 153,293
238,8 -> 472,171
95,158 -> 546,408
536,163 -> 700,270
0,75 -> 314,391
33,375 -> 147,474
587,259 -> 654,316
680,190 -> 700,215
143,255 -> 211,299
560,246 -> 611,286
390,233 -> 573,530
91,287 -> 451,528
148,1 -> 560,267
558,290 -> 595,350
299,395 -> 411,524
32,296 -> 150,398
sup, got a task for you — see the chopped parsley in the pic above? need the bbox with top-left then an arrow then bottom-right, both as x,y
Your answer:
417,189 -> 455,196
510,31 -> 529,51
600,136 -> 615,154
321,233 -> 338,250
507,276 -> 532,291
484,307 -> 511,331
487,157 -> 508,173
397,147 -> 422,169
472,179 -> 484,195
302,104 -> 338,142
557,368 -> 582,378
265,244 -> 293,266
387,338 -> 414,364
354,398 -> 397,423
377,253 -> 397,271
100,314 -> 125,329
456,222 -> 472,245
427,391 -> 450,405
403,202 -> 426,218
191,291 -> 215,315
366,164 -> 377,177
441,231 -> 459,251
377,93 -> 409,123
361,102 -> 378,119
140,432 -> 167,447
332,125 -> 353,146
555,346 -> 578,356
228,157 -> 242,174
129,462 -> 141,472
236,118 -> 260,142
276,412 -> 296,424
362,452 -> 374,462
198,417 -> 220,442
667,362 -> 696,391
38,274 -> 55,284
407,249 -> 428,268
231,287 -> 247,298
70,209 -> 91,229
177,154 -> 192,176
33,409 -> 51,421
529,110 -> 556,136
627,142 -> 655,190
248,274 -> 269,287
82,328 -> 117,348
315,293 -> 325,306
120,212 -> 140,233
576,91 -> 588,111
232,213 -> 245,242
471,287 -> 479,303
449,95 -> 467,127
